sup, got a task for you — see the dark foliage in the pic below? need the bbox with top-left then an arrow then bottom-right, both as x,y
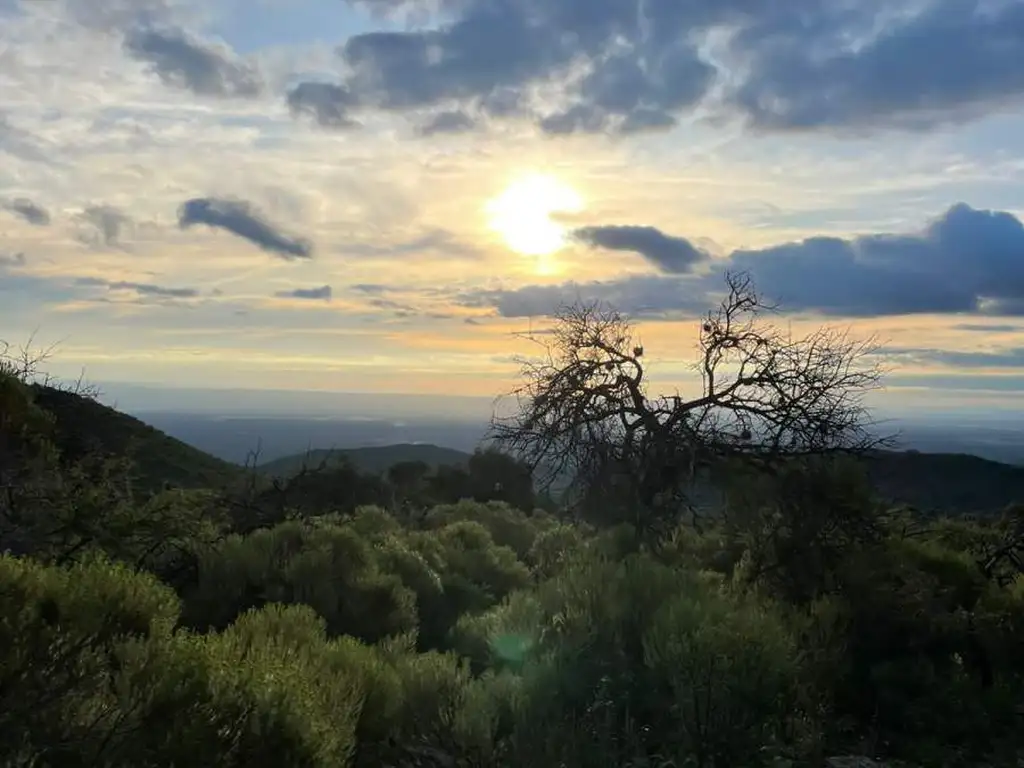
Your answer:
1,319 -> 1023,768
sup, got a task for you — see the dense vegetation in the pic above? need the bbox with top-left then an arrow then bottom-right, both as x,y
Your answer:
259,444 -> 475,479
2,279 -> 1023,767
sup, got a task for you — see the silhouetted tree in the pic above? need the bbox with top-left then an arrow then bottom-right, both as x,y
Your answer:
467,448 -> 536,512
492,272 -> 888,535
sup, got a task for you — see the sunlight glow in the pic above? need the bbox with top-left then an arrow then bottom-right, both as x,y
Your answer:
486,173 -> 584,258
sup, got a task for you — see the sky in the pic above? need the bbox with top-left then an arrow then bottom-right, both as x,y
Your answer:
2,0 -> 1024,415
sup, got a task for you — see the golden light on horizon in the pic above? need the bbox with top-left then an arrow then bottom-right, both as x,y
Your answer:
485,173 -> 584,259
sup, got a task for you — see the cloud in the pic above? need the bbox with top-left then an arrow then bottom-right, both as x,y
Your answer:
464,203 -> 1024,319
351,283 -> 388,295
0,252 -> 27,269
952,323 -> 1024,334
339,228 -> 479,260
123,26 -> 264,98
886,346 -> 1024,369
0,197 -> 50,226
76,277 -> 200,299
275,285 -> 332,301
458,274 -> 711,319
75,205 -> 133,248
730,0 -> 1024,132
287,81 -> 359,129
726,203 -> 1024,316
417,110 -> 477,136
573,224 -> 709,274
326,0 -> 1024,136
61,0 -> 194,33
0,115 -> 53,164
337,1 -> 713,135
177,197 -> 313,259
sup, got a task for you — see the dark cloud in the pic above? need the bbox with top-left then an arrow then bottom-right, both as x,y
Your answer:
329,0 -> 1024,135
462,203 -> 1024,320
123,26 -> 263,98
0,251 -> 26,268
726,203 -> 1024,317
1,197 -> 50,226
337,0 -> 711,135
275,285 -> 332,301
340,8 -> 573,110
76,277 -> 199,299
417,110 -> 477,136
178,197 -> 313,260
538,45 -> 713,135
76,205 -> 133,248
287,82 -> 359,129
573,224 -> 709,274
730,0 -> 1024,131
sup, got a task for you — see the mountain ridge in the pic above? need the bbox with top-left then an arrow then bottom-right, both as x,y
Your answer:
27,384 -> 1024,516
29,384 -> 245,493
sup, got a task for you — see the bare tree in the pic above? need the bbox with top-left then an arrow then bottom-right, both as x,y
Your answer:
0,335 -> 100,400
490,272 -> 890,534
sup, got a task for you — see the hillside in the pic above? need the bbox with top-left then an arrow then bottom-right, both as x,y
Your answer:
258,443 -> 473,477
864,449 -> 1024,515
29,385 -> 245,493
29,383 -> 1023,516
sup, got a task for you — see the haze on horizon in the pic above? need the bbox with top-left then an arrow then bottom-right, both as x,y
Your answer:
3,0 -> 1024,416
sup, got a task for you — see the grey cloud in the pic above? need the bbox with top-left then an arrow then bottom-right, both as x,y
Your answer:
458,274 -> 710,319
287,82 -> 359,129
351,283 -> 388,295
123,26 -> 264,98
275,285 -> 332,301
729,0 -> 1024,131
539,44 -> 713,135
63,0 -> 191,32
463,203 -> 1024,320
178,197 -> 313,260
338,0 -> 713,135
0,115 -> 53,164
330,0 -> 1024,136
885,373 -> 1024,393
726,203 -> 1024,317
340,9 -> 573,110
76,277 -> 199,299
573,224 -> 709,274
0,251 -> 26,268
76,205 -> 133,248
887,346 -> 1024,369
1,197 -> 50,226
418,110 -> 477,136
620,108 -> 678,134
539,105 -> 609,135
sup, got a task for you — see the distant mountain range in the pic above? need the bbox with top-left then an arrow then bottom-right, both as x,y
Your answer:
24,386 -> 1024,516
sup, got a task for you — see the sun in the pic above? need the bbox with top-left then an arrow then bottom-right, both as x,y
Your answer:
486,173 -> 584,257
